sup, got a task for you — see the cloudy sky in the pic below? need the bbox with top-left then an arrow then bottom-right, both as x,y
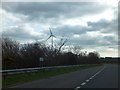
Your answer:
1,0 -> 119,57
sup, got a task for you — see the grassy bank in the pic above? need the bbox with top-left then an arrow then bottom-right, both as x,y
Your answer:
3,64 -> 102,87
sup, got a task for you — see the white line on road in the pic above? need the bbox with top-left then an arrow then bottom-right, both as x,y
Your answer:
91,65 -> 105,79
74,65 -> 106,89
86,80 -> 89,82
74,86 -> 81,90
81,82 -> 86,86
89,77 -> 93,79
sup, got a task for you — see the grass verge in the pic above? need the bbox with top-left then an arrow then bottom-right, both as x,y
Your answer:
2,64 -> 102,87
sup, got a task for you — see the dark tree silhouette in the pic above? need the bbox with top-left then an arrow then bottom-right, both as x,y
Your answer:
2,37 -> 101,70
2,38 -> 20,69
87,51 -> 100,64
20,43 -> 45,68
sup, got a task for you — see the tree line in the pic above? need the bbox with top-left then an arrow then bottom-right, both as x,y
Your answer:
2,37 -> 100,70
100,57 -> 120,63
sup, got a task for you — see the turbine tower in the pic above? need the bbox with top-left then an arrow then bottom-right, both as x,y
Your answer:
46,27 -> 56,50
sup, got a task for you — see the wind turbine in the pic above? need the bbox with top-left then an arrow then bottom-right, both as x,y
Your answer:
46,27 -> 56,50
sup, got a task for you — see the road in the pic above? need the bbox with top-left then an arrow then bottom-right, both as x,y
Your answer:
11,64 -> 118,88
81,64 -> 118,88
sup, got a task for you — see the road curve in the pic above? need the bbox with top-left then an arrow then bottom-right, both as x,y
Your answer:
10,64 -> 118,88
80,64 -> 118,88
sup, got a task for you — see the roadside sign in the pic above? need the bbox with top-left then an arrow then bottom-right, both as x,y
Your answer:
39,57 -> 44,62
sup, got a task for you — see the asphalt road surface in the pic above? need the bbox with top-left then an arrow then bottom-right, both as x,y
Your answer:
11,64 -> 118,88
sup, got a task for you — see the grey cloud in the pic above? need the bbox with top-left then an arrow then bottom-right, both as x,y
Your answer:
99,35 -> 117,46
87,18 -> 118,37
2,26 -> 45,42
70,38 -> 98,46
2,2 -> 110,21
87,19 -> 111,30
63,26 -> 118,47
53,25 -> 88,36
101,19 -> 118,34
69,34 -> 117,47
53,18 -> 117,36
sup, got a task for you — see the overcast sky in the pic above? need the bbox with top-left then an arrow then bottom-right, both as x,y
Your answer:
1,0 -> 119,57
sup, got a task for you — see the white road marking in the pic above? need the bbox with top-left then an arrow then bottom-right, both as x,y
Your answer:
91,66 -> 105,79
81,82 -> 86,85
74,86 -> 81,90
74,65 -> 106,89
86,80 -> 89,82
89,77 -> 92,79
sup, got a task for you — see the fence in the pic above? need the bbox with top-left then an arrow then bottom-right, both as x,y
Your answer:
1,65 -> 83,75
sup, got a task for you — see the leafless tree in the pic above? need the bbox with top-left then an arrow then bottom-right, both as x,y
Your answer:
55,38 -> 68,55
72,45 -> 83,55
2,38 -> 20,69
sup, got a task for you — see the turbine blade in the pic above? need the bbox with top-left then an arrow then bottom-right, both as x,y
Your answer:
52,35 -> 56,38
49,27 -> 53,35
46,35 -> 52,41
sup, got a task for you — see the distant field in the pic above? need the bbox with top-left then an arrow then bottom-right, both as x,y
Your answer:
2,64 -> 102,88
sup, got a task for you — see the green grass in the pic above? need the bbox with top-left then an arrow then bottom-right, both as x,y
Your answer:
2,64 -> 102,87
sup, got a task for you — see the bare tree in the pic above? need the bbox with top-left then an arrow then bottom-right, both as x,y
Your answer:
55,38 -> 68,55
2,38 -> 20,69
72,45 -> 83,55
